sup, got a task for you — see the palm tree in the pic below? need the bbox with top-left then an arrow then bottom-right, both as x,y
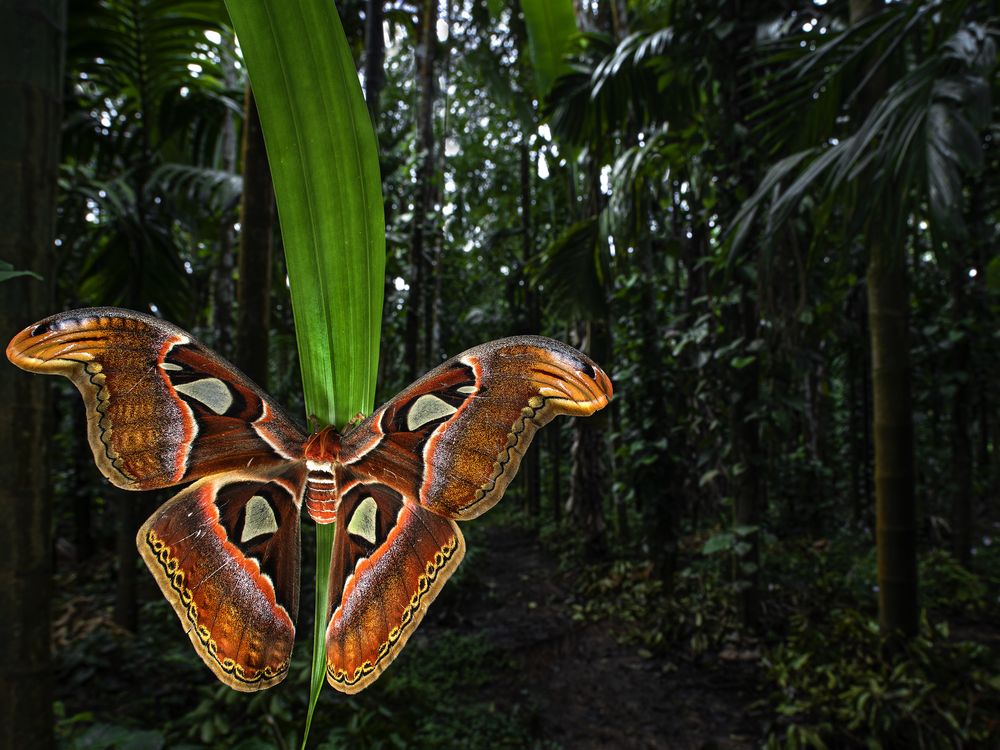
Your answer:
730,1 -> 996,640
61,0 -> 238,324
544,11 -> 763,602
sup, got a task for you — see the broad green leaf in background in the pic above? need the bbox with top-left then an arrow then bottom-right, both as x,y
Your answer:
0,260 -> 43,283
532,217 -> 608,320
223,1 -> 385,746
520,0 -> 577,99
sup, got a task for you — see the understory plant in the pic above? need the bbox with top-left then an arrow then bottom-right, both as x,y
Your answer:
765,610 -> 999,749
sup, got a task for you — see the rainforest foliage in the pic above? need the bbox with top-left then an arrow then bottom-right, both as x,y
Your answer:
1,0 -> 999,748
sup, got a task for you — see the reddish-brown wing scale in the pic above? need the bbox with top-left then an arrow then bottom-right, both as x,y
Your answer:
340,336 -> 613,520
6,309 -> 308,691
138,468 -> 304,689
323,480 -> 464,692
4,308 -> 304,488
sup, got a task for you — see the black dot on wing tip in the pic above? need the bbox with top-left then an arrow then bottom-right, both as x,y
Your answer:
580,360 -> 597,379
30,322 -> 52,337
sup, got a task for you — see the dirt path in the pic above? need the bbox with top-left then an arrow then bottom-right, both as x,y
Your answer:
426,522 -> 764,749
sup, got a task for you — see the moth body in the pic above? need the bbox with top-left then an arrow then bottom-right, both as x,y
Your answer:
304,427 -> 342,523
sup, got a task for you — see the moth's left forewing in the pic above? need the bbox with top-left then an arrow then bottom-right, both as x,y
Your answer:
6,308 -> 305,490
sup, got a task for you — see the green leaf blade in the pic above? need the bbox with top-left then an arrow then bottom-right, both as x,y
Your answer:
520,0 -> 577,99
226,0 -> 384,431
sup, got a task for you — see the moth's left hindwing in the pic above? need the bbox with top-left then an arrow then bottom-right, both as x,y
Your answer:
5,308 -> 306,489
138,468 -> 304,691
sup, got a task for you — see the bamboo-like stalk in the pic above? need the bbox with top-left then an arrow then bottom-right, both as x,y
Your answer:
868,249 -> 918,640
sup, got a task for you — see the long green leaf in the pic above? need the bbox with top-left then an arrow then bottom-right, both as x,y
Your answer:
223,1 -> 385,746
0,261 -> 43,283
520,0 -> 577,98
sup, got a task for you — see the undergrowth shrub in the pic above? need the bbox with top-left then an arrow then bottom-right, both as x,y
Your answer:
764,610 -> 1000,749
569,552 -> 741,656
919,547 -> 999,619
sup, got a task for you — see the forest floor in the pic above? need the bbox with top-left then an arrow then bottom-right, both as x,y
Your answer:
51,511 -> 1000,749
414,520 -> 766,750
52,510 -> 771,749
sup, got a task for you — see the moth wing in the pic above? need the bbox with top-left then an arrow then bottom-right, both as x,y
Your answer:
324,475 -> 464,693
341,335 -> 612,520
138,466 -> 305,690
6,307 -> 306,490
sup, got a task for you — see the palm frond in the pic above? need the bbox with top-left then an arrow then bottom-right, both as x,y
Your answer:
732,16 -> 996,257
151,163 -> 243,216
531,216 -> 609,320
547,27 -> 695,150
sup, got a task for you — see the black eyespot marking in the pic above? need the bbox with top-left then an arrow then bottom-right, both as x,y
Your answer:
340,484 -> 401,555
31,322 -> 52,337
381,361 -> 476,436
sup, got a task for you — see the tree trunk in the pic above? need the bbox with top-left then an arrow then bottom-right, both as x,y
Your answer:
404,0 -> 437,381
847,283 -> 867,525
235,88 -> 275,389
848,334 -> 862,522
717,4 -> 762,630
519,141 -> 541,517
569,419 -> 608,557
213,222 -> 236,355
72,404 -> 94,563
851,0 -> 918,642
0,1 -> 65,746
365,0 -> 391,395
549,421 -> 563,523
861,299 -> 874,522
425,233 -> 442,365
803,362 -> 827,537
635,227 -> 674,580
113,488 -> 138,631
212,53 -> 240,356
948,251 -> 973,564
868,249 -> 918,640
733,289 -> 762,629
363,0 -> 385,123
568,321 -> 610,557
